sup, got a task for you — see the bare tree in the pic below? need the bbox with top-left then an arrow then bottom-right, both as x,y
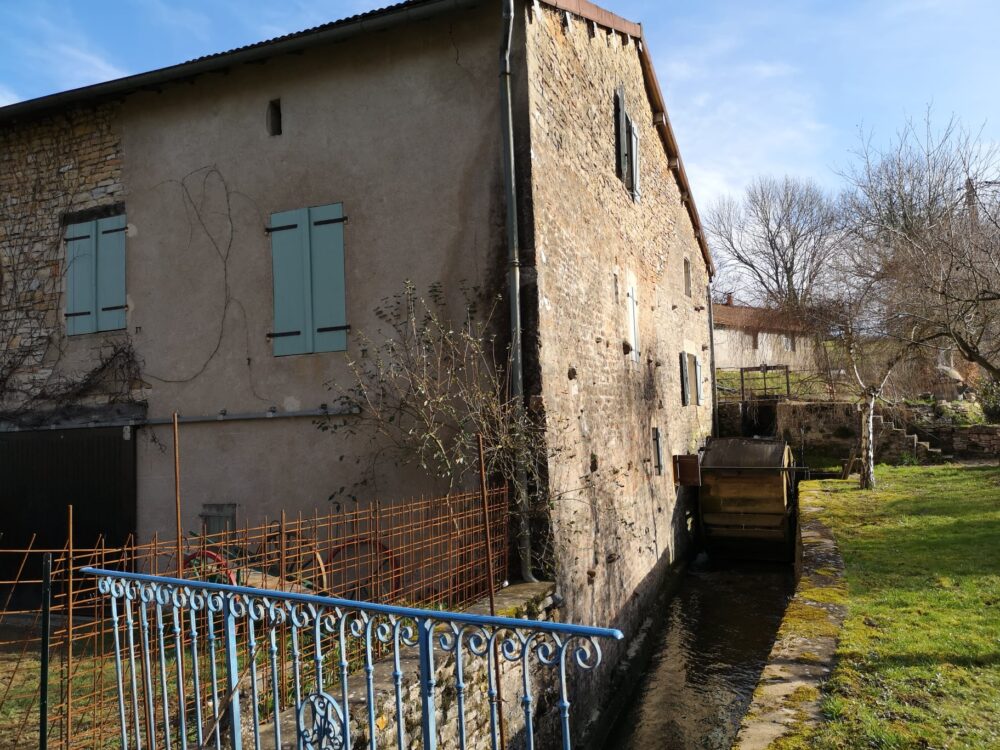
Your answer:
320,281 -> 546,581
811,254 -> 923,489
706,175 -> 841,308
842,115 -> 1000,382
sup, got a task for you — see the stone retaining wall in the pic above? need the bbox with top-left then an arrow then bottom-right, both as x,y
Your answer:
720,400 -> 942,464
733,483 -> 846,749
949,425 -> 1000,456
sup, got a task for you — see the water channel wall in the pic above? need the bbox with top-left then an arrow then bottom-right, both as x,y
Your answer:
715,400 -> 1000,463
733,482 -> 847,749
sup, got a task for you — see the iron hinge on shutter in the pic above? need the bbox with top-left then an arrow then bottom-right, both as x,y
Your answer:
266,330 -> 301,339
316,324 -> 350,334
313,216 -> 348,227
64,311 -> 92,318
264,223 -> 299,234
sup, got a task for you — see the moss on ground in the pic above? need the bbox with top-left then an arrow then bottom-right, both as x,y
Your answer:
774,464 -> 1000,749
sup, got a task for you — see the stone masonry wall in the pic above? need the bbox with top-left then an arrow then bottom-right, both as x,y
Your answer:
949,425 -> 1000,456
776,401 -> 941,464
0,104 -> 126,412
524,5 -> 712,745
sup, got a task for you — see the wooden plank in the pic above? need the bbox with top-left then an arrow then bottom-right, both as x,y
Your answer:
702,513 -> 786,528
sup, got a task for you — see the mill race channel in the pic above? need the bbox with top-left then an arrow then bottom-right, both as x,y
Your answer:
605,554 -> 796,749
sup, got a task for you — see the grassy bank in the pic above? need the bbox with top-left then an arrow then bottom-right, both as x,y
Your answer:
781,464 -> 1000,749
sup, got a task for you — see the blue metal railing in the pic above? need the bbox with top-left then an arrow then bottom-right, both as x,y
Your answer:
83,567 -> 623,750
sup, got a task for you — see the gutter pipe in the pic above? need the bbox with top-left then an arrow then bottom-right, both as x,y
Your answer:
500,0 -> 536,583
0,405 -> 360,433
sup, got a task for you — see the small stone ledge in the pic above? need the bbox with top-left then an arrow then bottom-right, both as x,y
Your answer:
733,485 -> 846,750
261,581 -> 557,749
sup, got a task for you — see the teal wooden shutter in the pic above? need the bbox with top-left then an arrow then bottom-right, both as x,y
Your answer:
269,208 -> 311,356
615,88 -> 627,180
96,215 -> 127,331
308,203 -> 348,353
65,220 -> 97,335
679,351 -> 689,406
695,356 -> 703,405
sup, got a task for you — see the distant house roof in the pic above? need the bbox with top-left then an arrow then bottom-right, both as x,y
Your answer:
0,0 -> 713,275
713,302 -> 810,334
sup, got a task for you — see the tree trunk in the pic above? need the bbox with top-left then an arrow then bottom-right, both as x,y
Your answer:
859,393 -> 877,489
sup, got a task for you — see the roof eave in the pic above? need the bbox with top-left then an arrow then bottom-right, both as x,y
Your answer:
0,0 -> 482,125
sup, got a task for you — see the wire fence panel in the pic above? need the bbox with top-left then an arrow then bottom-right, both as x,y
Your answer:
0,487 -> 508,749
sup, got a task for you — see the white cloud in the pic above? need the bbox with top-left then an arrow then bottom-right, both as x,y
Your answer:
41,42 -> 128,89
658,40 -> 833,210
1,11 -> 128,92
136,0 -> 212,42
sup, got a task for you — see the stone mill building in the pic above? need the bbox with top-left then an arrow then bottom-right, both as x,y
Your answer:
0,1 -> 714,742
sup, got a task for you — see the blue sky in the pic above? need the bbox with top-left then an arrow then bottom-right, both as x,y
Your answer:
1,0 -> 998,206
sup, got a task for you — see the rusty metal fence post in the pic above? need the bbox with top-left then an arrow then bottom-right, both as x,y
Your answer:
39,553 -> 52,750
65,505 -> 73,750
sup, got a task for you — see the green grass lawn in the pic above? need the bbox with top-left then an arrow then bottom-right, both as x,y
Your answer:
782,464 -> 1000,749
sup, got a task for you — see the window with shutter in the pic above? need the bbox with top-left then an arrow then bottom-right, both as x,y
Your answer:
627,284 -> 640,362
695,356 -> 703,405
614,87 -> 628,182
679,351 -> 690,406
627,115 -> 640,201
96,215 -> 127,331
687,353 -> 699,407
652,427 -> 663,476
65,215 -> 126,336
269,202 -> 348,356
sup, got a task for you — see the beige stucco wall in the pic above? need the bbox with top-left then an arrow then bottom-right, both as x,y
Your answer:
0,4 -> 507,539
714,325 -> 817,370
524,3 -> 712,632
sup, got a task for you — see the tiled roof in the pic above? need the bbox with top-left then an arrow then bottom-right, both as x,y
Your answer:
713,303 -> 810,334
0,0 -> 714,276
0,0 -> 461,123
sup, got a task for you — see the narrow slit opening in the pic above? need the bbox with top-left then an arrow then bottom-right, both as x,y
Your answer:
267,99 -> 282,136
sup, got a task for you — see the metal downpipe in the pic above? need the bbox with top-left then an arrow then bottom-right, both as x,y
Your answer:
500,0 -> 536,583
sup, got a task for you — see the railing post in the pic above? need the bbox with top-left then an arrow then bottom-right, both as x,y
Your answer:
417,618 -> 437,750
39,553 -> 52,750
223,596 -> 243,750
66,505 -> 73,750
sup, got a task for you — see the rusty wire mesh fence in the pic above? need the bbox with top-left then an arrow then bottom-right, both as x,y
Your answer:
0,487 -> 509,749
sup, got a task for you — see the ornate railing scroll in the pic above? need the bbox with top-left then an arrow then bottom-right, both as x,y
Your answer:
83,567 -> 623,750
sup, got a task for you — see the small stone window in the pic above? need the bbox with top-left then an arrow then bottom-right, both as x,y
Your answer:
626,282 -> 640,362
683,258 -> 692,297
267,99 -> 282,136
200,503 -> 238,537
614,87 -> 640,201
652,427 -> 664,475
